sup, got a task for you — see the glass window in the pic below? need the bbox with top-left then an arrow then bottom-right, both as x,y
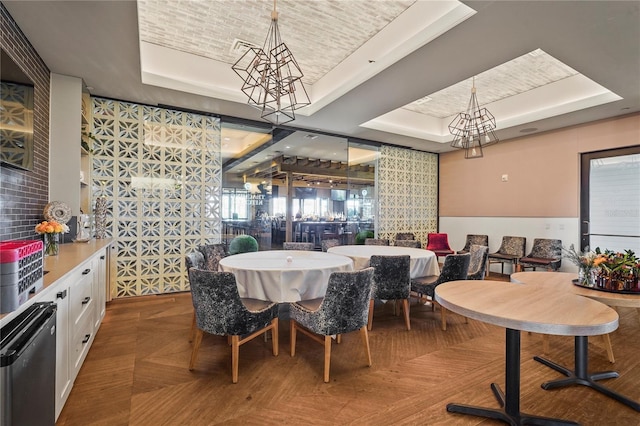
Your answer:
222,188 -> 248,219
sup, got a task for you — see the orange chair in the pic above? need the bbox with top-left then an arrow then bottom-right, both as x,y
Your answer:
426,233 -> 454,260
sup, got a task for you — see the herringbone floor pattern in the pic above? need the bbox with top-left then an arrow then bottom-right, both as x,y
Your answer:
57,274 -> 640,425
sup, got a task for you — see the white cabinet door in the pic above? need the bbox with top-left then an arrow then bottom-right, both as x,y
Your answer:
68,265 -> 95,382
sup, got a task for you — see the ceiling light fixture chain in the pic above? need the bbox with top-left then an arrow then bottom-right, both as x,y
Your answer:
448,76 -> 499,159
232,0 -> 310,125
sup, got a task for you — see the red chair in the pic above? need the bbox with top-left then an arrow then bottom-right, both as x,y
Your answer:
426,233 -> 454,259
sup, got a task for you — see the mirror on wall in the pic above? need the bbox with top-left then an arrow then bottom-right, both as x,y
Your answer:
1,49 -> 35,171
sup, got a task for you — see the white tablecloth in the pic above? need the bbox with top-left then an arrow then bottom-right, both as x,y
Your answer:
218,250 -> 354,302
327,245 -> 440,278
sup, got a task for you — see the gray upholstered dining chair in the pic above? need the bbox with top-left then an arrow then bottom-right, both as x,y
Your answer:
395,232 -> 415,241
488,236 -> 526,275
283,242 -> 315,251
457,234 -> 489,254
197,243 -> 227,271
365,238 -> 390,246
185,244 -> 227,342
410,253 -> 470,330
368,255 -> 411,331
321,238 -> 341,252
289,267 -> 375,383
187,269 -> 279,383
519,238 -> 562,271
395,239 -> 421,248
467,244 -> 489,280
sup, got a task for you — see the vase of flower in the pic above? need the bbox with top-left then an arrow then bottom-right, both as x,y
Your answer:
44,233 -> 60,256
35,220 -> 69,257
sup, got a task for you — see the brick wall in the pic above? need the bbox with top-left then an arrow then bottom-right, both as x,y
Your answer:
0,3 -> 50,241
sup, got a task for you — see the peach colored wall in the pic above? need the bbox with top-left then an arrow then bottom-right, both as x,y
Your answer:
439,113 -> 640,218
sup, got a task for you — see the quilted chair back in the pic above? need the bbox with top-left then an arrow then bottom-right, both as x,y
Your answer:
321,239 -> 341,252
467,245 -> 489,280
395,233 -> 415,241
197,243 -> 227,271
395,240 -> 421,248
370,255 -> 411,300
365,238 -> 390,246
189,269 -> 278,336
496,236 -> 526,257
283,242 -> 315,251
291,268 -> 375,336
458,234 -> 489,253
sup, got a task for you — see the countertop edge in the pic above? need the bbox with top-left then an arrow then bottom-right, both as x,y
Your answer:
1,238 -> 113,324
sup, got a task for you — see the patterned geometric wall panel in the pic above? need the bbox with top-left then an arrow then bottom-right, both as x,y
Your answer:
377,146 -> 438,246
90,97 -> 221,298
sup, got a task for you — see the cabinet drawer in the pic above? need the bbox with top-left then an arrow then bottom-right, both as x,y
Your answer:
69,267 -> 94,333
70,303 -> 95,378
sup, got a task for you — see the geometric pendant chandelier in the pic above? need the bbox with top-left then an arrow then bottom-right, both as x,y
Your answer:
448,77 -> 499,159
232,0 -> 310,125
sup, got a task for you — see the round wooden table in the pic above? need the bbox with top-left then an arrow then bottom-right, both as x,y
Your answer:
435,279 -> 619,425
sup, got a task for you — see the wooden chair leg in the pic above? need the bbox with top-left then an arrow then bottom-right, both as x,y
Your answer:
367,299 -> 374,331
402,299 -> 411,331
603,333 -> 615,363
290,321 -> 297,357
189,329 -> 203,370
323,335 -> 332,383
360,326 -> 372,367
231,335 -> 240,383
271,318 -> 279,357
542,334 -> 550,354
336,334 -> 342,344
440,304 -> 447,331
189,310 -> 196,343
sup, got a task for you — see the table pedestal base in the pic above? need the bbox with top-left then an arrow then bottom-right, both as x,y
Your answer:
447,382 -> 578,425
447,329 -> 578,426
535,336 -> 640,412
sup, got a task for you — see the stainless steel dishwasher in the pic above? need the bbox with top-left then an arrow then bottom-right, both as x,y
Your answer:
1,302 -> 57,426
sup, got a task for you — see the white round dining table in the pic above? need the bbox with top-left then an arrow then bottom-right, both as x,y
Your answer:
218,250 -> 354,303
327,245 -> 439,278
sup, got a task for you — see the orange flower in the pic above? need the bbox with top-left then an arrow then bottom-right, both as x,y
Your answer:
593,256 -> 607,266
35,220 -> 69,234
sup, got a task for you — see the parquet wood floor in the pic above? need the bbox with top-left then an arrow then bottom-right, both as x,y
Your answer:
56,273 -> 640,425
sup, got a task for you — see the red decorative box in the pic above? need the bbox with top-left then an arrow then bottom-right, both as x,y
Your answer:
0,240 -> 44,313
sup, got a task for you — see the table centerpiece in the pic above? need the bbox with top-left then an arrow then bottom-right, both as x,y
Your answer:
564,244 -> 640,293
